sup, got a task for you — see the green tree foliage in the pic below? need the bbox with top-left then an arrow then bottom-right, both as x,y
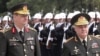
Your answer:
3,0 -> 100,15
0,0 -> 10,13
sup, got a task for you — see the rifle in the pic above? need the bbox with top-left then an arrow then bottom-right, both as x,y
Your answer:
46,24 -> 54,49
38,23 -> 43,41
62,22 -> 71,48
93,8 -> 98,35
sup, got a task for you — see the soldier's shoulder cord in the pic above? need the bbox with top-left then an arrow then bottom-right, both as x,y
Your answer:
64,37 -> 74,43
3,27 -> 11,33
29,27 -> 37,32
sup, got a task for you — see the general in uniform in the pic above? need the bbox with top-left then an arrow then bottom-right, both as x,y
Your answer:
62,13 -> 100,56
0,2 -> 41,56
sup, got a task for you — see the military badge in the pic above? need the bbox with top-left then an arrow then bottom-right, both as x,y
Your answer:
23,6 -> 28,12
73,46 -> 79,55
9,37 -> 19,41
92,43 -> 99,48
27,37 -> 34,40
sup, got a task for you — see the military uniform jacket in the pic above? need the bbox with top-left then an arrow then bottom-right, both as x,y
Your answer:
62,35 -> 100,56
0,27 -> 41,56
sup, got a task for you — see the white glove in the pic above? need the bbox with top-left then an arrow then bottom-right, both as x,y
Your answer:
63,26 -> 68,31
38,37 -> 43,41
50,24 -> 55,30
93,27 -> 97,32
62,39 -> 67,43
39,25 -> 43,31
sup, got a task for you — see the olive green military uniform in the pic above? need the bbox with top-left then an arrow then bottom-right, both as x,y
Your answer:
62,35 -> 100,56
0,27 -> 41,56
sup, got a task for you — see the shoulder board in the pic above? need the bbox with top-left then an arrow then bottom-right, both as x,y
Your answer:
3,27 -> 11,33
64,37 -> 74,43
29,27 -> 37,32
95,35 -> 100,39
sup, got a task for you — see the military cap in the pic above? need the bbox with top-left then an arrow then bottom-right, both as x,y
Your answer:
43,13 -> 53,19
9,2 -> 30,15
32,13 -> 42,19
71,13 -> 91,25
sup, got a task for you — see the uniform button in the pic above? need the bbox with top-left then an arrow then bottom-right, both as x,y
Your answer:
24,49 -> 26,52
31,46 -> 34,50
23,43 -> 26,46
25,54 -> 27,56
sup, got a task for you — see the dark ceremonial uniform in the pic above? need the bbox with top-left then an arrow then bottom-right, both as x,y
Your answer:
62,35 -> 100,56
65,24 -> 75,39
89,22 -> 99,35
0,27 -> 41,56
96,23 -> 100,34
51,23 -> 64,56
40,24 -> 52,56
33,23 -> 41,32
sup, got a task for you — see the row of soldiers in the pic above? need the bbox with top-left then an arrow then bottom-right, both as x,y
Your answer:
0,10 -> 100,56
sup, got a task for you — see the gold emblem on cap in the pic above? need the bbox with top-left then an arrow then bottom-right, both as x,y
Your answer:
23,6 -> 28,12
14,5 -> 30,14
74,16 -> 89,25
78,16 -> 86,21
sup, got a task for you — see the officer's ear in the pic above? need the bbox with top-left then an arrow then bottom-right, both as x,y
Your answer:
71,25 -> 76,36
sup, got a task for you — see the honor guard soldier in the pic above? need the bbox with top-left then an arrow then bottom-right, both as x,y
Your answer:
0,2 -> 41,56
31,13 -> 42,32
88,11 -> 100,35
40,12 -> 54,56
52,13 -> 65,56
65,12 -> 75,39
2,15 -> 12,30
62,13 -> 100,56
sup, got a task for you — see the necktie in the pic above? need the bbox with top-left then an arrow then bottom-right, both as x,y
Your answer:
82,40 -> 87,51
19,31 -> 24,41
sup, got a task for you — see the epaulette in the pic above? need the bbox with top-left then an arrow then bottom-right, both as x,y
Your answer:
64,37 -> 74,43
3,28 -> 11,33
95,35 -> 100,39
29,27 -> 37,32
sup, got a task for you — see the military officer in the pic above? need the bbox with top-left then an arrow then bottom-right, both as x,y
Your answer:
62,13 -> 100,56
0,2 -> 41,56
